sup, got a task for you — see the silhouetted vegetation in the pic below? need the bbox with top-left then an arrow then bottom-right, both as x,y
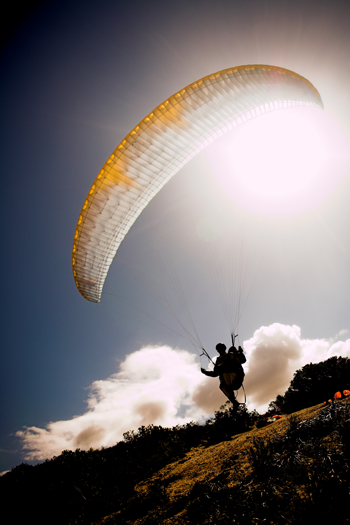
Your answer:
0,404 -> 257,524
270,356 -> 350,413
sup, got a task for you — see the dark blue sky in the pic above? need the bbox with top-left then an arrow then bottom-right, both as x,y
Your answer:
1,0 -> 350,472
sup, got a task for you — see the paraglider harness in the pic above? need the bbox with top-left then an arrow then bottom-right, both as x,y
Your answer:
201,334 -> 247,405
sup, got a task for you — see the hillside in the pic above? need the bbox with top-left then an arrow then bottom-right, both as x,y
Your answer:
2,397 -> 349,524
96,400 -> 349,524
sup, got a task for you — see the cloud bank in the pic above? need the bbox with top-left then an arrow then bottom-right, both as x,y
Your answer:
244,324 -> 350,411
17,346 -> 211,461
17,325 -> 350,461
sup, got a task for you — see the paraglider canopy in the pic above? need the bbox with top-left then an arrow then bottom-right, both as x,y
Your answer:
72,65 -> 322,303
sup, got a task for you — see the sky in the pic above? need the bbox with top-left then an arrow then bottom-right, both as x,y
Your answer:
1,0 -> 350,473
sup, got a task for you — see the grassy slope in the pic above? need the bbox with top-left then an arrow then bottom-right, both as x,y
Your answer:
97,401 -> 332,524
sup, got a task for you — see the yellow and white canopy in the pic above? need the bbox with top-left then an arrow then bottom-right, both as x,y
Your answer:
72,65 -> 322,302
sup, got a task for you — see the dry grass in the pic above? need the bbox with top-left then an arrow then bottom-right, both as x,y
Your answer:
137,403 -> 324,501
97,402 -> 332,524
98,399 -> 350,525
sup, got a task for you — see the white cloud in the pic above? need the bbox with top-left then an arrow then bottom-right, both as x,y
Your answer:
17,326 -> 350,461
17,346 -> 215,461
327,329 -> 349,345
243,323 -> 350,412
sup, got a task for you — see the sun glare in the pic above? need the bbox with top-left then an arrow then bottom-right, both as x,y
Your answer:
205,107 -> 350,215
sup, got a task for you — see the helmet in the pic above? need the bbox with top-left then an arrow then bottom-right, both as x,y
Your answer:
215,343 -> 226,353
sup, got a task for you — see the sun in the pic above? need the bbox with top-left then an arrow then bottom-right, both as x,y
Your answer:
205,107 -> 350,215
